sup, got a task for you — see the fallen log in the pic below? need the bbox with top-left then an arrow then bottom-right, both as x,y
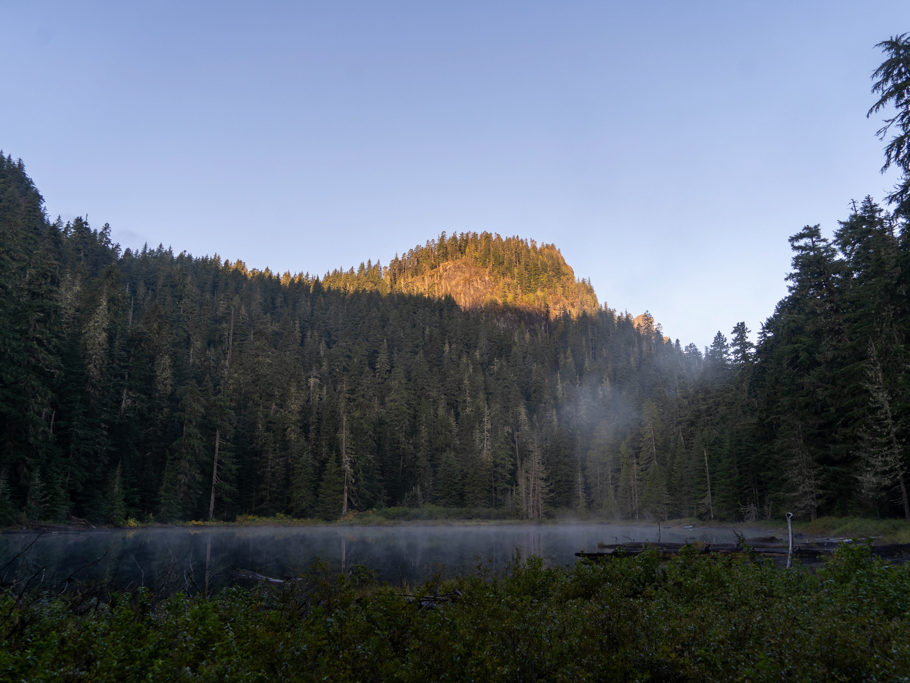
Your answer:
233,569 -> 302,584
577,540 -> 910,563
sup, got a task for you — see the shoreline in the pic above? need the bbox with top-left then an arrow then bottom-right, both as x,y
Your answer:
4,513 -> 909,542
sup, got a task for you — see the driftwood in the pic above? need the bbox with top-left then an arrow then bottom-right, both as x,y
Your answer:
8,516 -> 97,534
233,569 -> 304,584
232,569 -> 463,609
576,541 -> 910,563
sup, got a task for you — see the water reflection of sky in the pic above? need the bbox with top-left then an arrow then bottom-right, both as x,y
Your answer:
0,523 -> 779,596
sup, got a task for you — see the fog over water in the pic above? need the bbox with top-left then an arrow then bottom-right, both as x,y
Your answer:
0,523 -> 780,595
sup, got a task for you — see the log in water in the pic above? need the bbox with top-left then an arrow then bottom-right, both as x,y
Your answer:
576,540 -> 910,565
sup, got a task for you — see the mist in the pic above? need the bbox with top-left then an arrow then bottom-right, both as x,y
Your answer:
0,522 -> 782,596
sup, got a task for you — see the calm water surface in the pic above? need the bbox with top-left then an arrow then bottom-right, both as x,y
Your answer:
0,523 -> 778,595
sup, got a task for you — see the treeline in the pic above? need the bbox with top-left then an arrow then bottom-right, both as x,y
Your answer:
694,32 -> 910,521
2,143 -> 910,523
0,153 -> 713,524
684,196 -> 910,521
749,200 -> 910,519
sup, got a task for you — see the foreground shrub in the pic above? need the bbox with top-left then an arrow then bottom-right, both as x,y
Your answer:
1,545 -> 908,680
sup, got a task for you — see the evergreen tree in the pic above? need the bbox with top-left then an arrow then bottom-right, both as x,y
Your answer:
10,132 -> 910,524
106,462 -> 127,525
159,382 -> 207,520
869,33 -> 910,217
856,342 -> 910,518
24,469 -> 48,522
0,475 -> 15,526
315,456 -> 343,521
730,322 -> 753,367
616,439 -> 640,520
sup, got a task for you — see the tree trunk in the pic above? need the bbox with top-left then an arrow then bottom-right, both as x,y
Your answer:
340,409 -> 351,516
703,448 -> 714,521
208,428 -> 220,521
209,305 -> 234,521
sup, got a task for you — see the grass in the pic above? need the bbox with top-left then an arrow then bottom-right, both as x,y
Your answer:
11,510 -> 910,543
799,515 -> 910,543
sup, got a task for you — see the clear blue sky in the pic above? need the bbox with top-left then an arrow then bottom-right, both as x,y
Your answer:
3,1 -> 909,350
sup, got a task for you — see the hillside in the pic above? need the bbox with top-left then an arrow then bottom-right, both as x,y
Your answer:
3,141 -> 910,526
0,154 -> 689,526
322,232 -> 601,318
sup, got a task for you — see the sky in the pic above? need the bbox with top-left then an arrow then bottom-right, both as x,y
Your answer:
3,1 -> 910,350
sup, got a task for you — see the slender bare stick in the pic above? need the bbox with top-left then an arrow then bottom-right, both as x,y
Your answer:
786,512 -> 794,569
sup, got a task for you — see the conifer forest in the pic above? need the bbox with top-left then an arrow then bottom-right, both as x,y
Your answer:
3,35 -> 910,528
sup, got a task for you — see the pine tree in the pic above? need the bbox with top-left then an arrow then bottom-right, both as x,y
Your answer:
640,460 -> 669,520
159,382 -> 207,520
616,438 -> 640,520
730,322 -> 754,367
781,423 -> 824,521
0,475 -> 15,525
705,331 -> 731,372
856,342 -> 910,518
24,469 -> 48,522
0,156 -> 62,516
869,33 -> 910,217
638,400 -> 669,519
756,225 -> 849,514
315,456 -> 343,521
106,461 -> 127,525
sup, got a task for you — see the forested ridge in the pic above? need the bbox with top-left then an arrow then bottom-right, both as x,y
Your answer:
3,36 -> 910,525
0,163 -> 687,524
321,232 -> 600,318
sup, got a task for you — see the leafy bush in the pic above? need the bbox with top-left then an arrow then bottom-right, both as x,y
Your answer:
1,546 -> 908,680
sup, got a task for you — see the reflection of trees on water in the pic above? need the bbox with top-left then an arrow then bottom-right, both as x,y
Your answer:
520,528 -> 543,561
0,524 -> 772,595
204,535 -> 212,597
340,535 -> 346,574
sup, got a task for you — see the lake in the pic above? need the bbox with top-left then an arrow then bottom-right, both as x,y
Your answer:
0,522 -> 779,595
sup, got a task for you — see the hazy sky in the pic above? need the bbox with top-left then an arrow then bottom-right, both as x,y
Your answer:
3,2 -> 909,349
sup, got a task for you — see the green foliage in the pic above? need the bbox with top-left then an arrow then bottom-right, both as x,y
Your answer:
2,549 -> 909,679
5,32 -> 910,532
356,504 -> 513,522
314,456 -> 342,521
0,477 -> 15,526
325,231 -> 601,318
106,462 -> 127,526
869,33 -> 910,217
0,156 -> 698,525
802,515 -> 910,543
